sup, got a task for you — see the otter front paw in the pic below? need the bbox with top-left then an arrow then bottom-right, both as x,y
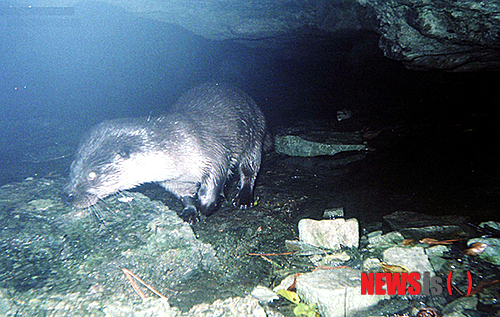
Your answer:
232,189 -> 254,210
180,196 -> 199,224
179,206 -> 199,224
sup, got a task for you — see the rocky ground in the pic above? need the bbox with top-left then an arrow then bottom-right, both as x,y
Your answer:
0,108 -> 499,316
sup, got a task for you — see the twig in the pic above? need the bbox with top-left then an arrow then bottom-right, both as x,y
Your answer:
122,268 -> 174,299
312,265 -> 348,271
123,268 -> 146,299
258,255 -> 284,268
248,252 -> 295,256
452,284 -> 464,296
469,279 -> 499,296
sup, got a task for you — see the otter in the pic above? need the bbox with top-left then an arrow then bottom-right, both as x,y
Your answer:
65,83 -> 267,222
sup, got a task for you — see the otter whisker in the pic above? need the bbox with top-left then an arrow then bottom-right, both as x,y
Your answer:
89,203 -> 106,226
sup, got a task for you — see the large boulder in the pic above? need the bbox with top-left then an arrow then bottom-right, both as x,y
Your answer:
357,0 -> 500,71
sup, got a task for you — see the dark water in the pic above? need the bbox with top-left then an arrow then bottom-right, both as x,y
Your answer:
1,1 -> 499,224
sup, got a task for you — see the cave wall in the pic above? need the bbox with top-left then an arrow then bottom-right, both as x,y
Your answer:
7,0 -> 500,71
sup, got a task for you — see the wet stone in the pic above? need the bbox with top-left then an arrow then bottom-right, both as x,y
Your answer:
186,295 -> 269,317
383,211 -> 470,240
298,218 -> 359,250
251,285 -> 280,304
103,297 -> 180,317
479,221 -> 500,231
296,268 -> 389,317
322,207 -> 344,219
274,132 -> 366,157
424,245 -> 450,272
363,257 -> 383,271
367,231 -> 405,249
383,246 -> 435,276
442,296 -> 478,316
0,178 -> 222,315
467,238 -> 500,266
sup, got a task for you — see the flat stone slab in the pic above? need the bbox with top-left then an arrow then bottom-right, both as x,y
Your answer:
275,134 -> 366,157
298,218 -> 359,250
383,211 -> 470,240
297,268 -> 389,317
383,246 -> 435,276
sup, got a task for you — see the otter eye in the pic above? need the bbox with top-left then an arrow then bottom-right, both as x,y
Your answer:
87,171 -> 97,181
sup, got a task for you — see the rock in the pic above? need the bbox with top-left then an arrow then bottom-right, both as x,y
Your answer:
73,0 -> 363,42
296,268 -> 389,317
424,245 -> 450,272
367,231 -> 405,249
187,295 -> 269,317
476,280 -> 500,307
103,298 -> 180,317
285,240 -> 335,256
442,296 -> 478,317
21,1 -> 500,71
286,238 -> 351,266
285,240 -> 311,253
467,238 -> 500,266
323,207 -> 345,219
383,246 -> 435,276
383,211 -> 470,240
336,109 -> 353,121
310,252 -> 351,267
0,289 -> 18,316
479,221 -> 500,231
273,274 -> 296,292
363,257 -> 383,271
0,178 -> 222,315
275,134 -> 366,157
298,218 -> 359,250
357,0 -> 500,71
251,286 -> 279,304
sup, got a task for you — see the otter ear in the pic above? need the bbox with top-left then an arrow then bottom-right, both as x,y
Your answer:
115,135 -> 140,159
117,145 -> 133,158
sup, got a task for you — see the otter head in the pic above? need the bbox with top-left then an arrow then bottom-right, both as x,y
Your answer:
65,121 -> 146,208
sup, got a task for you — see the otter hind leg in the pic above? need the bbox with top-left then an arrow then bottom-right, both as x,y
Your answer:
233,150 -> 262,209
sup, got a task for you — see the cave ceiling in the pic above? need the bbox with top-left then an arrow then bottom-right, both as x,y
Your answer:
12,0 -> 500,71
